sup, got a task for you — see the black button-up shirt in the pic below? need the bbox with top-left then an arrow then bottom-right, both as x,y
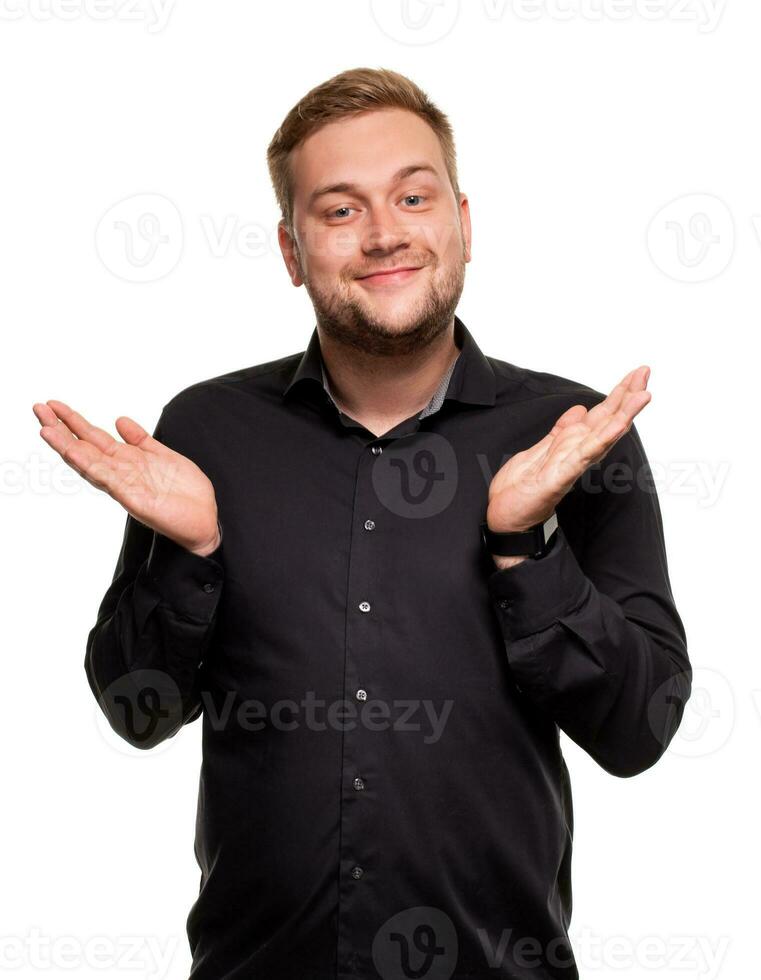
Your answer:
84,314 -> 692,980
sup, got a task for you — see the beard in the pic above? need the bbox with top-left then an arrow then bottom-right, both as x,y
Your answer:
296,244 -> 467,358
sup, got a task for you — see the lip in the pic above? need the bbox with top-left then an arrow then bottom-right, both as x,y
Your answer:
356,266 -> 423,287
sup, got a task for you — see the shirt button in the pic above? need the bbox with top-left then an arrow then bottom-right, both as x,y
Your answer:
371,446 -> 382,455
356,689 -> 367,701
358,601 -> 371,613
202,583 -> 215,594
363,519 -> 375,531
353,776 -> 365,791
351,866 -> 364,879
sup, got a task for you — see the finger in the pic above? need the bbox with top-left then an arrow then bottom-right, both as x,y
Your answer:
519,404 -> 588,466
573,390 -> 651,464
44,399 -> 121,455
114,415 -> 158,449
585,365 -> 650,428
591,386 -> 652,442
532,373 -> 651,483
33,402 -> 62,427
37,412 -> 81,457
34,403 -> 119,492
47,428 -> 117,493
34,401 -> 79,451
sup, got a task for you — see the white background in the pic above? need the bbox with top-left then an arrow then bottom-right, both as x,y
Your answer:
2,0 -> 754,977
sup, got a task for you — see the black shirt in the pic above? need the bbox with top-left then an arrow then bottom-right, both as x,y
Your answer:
84,313 -> 692,980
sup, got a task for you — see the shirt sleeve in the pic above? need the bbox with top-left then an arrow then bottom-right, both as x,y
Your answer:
486,421 -> 692,778
83,405 -> 224,750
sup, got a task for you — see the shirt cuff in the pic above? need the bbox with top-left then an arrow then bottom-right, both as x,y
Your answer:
145,520 -> 225,623
487,525 -> 591,640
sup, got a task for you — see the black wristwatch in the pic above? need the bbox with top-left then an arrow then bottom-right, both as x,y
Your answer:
479,512 -> 559,560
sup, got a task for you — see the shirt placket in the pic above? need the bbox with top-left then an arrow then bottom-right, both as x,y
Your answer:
336,437 -> 389,979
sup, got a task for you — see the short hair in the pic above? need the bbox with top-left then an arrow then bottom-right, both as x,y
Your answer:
266,66 -> 460,238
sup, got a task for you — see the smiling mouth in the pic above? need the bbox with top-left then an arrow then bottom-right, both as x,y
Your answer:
356,267 -> 423,286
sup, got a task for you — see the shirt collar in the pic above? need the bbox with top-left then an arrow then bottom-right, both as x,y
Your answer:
319,350 -> 458,419
282,313 -> 496,410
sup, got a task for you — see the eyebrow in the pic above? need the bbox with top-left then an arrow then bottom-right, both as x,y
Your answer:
307,163 -> 441,208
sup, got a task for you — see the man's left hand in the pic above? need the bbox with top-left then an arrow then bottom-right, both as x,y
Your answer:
486,365 -> 652,537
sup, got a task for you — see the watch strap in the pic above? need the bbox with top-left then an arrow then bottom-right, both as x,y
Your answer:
480,511 -> 559,559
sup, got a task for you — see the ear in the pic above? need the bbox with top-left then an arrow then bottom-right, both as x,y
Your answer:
278,219 -> 304,287
458,193 -> 472,263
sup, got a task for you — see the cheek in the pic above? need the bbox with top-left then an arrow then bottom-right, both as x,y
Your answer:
300,223 -> 349,270
301,253 -> 344,288
312,225 -> 360,270
436,222 -> 465,260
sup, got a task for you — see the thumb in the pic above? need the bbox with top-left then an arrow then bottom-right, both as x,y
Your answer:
550,403 -> 588,434
521,405 -> 587,463
114,415 -> 153,447
514,403 -> 588,470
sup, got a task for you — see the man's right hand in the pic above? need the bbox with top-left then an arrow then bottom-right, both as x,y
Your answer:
32,399 -> 221,557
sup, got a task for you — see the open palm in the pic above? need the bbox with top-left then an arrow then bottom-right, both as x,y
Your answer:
32,399 -> 220,556
486,366 -> 652,533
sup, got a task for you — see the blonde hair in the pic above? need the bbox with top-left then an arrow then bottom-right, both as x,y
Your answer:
266,67 -> 460,238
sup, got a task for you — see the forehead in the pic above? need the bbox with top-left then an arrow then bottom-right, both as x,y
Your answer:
290,108 -> 447,207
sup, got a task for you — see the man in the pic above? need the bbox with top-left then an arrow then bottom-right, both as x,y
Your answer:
33,67 -> 691,980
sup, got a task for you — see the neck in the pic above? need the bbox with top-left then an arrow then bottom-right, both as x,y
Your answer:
318,317 -> 460,426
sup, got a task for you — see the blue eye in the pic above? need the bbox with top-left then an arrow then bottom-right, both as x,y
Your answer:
328,196 -> 426,220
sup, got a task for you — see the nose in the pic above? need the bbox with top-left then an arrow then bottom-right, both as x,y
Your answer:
361,202 -> 411,257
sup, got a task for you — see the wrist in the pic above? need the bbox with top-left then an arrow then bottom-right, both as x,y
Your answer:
492,553 -> 530,570
190,520 -> 222,558
480,511 -> 559,563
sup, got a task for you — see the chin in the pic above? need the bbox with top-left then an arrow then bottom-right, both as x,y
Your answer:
366,304 -> 425,331
363,289 -> 423,313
